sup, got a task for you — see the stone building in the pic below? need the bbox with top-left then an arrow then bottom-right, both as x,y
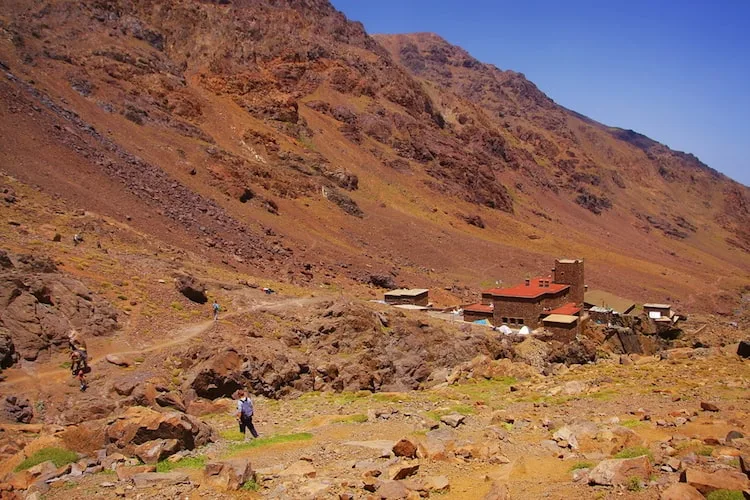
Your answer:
384,288 -> 429,306
462,302 -> 494,323
584,290 -> 636,324
483,259 -> 585,331
542,314 -> 580,342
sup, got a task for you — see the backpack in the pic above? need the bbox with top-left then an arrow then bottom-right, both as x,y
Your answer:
240,397 -> 253,417
213,303 -> 220,312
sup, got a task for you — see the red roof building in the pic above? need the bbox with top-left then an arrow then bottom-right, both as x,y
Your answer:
484,259 -> 585,332
546,302 -> 582,316
463,302 -> 494,323
483,278 -> 569,299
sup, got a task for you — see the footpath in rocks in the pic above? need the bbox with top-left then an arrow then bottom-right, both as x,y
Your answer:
0,341 -> 748,499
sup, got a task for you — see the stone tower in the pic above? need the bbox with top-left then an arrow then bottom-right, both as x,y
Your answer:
553,258 -> 585,305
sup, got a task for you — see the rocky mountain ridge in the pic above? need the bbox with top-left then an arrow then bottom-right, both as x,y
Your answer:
0,0 -> 747,311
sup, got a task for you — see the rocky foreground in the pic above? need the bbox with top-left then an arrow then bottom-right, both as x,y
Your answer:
1,342 -> 748,499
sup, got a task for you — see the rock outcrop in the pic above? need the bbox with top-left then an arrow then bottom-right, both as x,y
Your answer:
105,406 -> 216,460
175,275 -> 208,304
0,251 -> 118,362
0,328 -> 18,368
186,349 -> 244,399
2,396 -> 33,424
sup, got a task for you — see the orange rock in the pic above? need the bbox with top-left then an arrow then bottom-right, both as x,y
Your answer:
392,438 -> 418,458
203,458 -> 253,491
681,467 -> 750,494
588,456 -> 652,486
115,464 -> 156,481
660,482 -> 703,500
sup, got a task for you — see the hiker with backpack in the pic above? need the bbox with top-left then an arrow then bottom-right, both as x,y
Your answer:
68,330 -> 88,373
70,350 -> 83,374
235,390 -> 259,440
212,301 -> 220,321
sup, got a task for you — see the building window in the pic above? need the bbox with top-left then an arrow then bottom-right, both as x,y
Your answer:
518,319 -> 524,325
502,317 -> 508,324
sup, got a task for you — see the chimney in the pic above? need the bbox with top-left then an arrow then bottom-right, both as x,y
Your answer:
525,278 -> 530,286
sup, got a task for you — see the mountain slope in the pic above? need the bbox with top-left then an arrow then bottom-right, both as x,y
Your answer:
0,1 -> 747,313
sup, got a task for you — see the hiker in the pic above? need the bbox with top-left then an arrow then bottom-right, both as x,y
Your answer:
212,301 -> 220,321
73,233 -> 83,245
68,330 -> 88,369
235,390 -> 259,440
71,350 -> 86,376
76,367 -> 88,392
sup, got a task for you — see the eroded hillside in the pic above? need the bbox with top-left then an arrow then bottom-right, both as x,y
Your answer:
0,0 -> 746,314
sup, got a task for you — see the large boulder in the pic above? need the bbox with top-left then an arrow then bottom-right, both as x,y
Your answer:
588,456 -> 652,486
392,438 -> 418,458
186,350 -> 243,399
134,439 -> 180,464
546,338 -> 597,365
105,406 -> 216,460
240,341 -> 307,398
203,458 -> 253,491
369,274 -> 397,289
2,396 -> 33,423
661,483 -> 704,500
680,467 -> 750,495
738,340 -> 750,359
175,275 -> 207,304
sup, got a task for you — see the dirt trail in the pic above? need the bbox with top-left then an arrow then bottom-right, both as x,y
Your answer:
0,294 -> 323,389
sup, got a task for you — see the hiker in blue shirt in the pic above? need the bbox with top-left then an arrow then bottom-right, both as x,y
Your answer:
212,301 -> 220,321
235,390 -> 259,440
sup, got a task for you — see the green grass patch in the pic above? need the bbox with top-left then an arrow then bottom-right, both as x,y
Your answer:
335,414 -> 368,424
220,429 -> 245,442
706,490 -> 745,500
586,389 -> 617,401
620,419 -> 643,428
570,461 -> 594,471
450,377 -> 518,402
155,456 -> 206,473
697,446 -> 714,457
372,393 -> 404,403
15,447 -> 78,472
425,404 -> 476,421
626,476 -> 643,492
170,301 -> 183,311
332,391 -> 371,405
59,361 -> 72,369
240,479 -> 260,491
614,446 -> 653,461
228,432 -> 313,453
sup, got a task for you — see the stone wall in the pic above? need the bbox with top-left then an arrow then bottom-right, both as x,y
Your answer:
553,259 -> 585,305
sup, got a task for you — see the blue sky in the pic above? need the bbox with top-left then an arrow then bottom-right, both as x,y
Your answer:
331,0 -> 750,186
